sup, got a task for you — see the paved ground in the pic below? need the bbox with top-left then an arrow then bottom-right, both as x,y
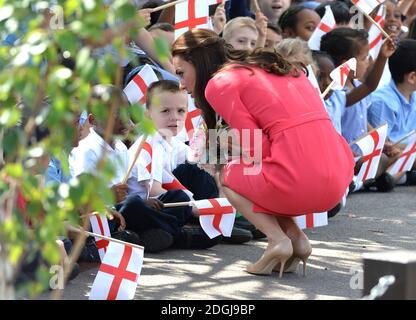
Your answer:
40,186 -> 416,300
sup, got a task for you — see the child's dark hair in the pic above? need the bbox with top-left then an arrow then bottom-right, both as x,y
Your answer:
315,1 -> 351,25
146,80 -> 185,109
408,17 -> 416,40
267,23 -> 282,36
320,28 -> 368,66
312,50 -> 334,65
388,39 -> 416,84
278,5 -> 309,34
148,22 -> 175,33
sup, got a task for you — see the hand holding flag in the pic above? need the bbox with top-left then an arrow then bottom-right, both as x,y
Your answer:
352,0 -> 390,39
353,124 -> 388,184
321,58 -> 356,98
388,131 -> 416,176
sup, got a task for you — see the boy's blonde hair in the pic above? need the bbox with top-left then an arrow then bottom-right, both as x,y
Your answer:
223,17 -> 258,43
275,38 -> 316,70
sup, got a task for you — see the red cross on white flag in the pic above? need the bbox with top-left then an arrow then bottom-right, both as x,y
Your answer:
330,58 -> 357,90
162,170 -> 194,199
295,212 -> 328,229
89,212 -> 112,261
354,124 -> 388,184
352,0 -> 385,15
194,198 -> 236,239
176,95 -> 205,142
207,0 -> 228,4
129,135 -> 153,176
368,5 -> 386,60
89,242 -> 144,300
123,64 -> 159,105
388,131 -> 416,176
175,0 -> 210,39
308,5 -> 336,51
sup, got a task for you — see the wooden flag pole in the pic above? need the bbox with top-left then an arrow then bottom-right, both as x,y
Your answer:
392,130 -> 416,147
253,0 -> 261,11
163,201 -> 192,208
122,135 -> 149,184
359,7 -> 390,39
320,80 -> 335,99
150,0 -> 187,13
84,230 -> 144,250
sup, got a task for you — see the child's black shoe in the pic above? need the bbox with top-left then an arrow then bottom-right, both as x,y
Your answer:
138,228 -> 173,253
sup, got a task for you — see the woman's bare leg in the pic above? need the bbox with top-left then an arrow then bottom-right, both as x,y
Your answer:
221,185 -> 289,253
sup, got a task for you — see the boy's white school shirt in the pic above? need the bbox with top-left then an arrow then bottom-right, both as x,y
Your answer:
163,136 -> 191,172
131,132 -> 191,181
69,128 -> 130,187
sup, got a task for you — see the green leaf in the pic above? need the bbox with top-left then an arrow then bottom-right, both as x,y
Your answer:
0,5 -> 13,22
0,108 -> 21,127
153,37 -> 170,64
4,163 -> 23,179
9,244 -> 23,266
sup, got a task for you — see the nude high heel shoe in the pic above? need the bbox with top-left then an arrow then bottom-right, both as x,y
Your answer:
274,237 -> 312,276
246,238 -> 293,278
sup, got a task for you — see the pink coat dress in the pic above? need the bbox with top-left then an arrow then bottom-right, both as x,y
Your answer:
205,66 -> 354,216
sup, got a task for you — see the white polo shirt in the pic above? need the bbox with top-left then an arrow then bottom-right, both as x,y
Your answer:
69,129 -> 129,187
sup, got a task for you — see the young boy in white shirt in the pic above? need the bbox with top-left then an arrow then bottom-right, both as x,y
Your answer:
69,85 -> 177,253
138,80 -> 252,246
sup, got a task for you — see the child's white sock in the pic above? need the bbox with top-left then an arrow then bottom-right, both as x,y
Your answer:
397,173 -> 407,185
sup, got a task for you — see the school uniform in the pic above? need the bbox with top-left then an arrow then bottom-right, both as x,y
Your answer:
341,80 -> 371,155
368,79 -> 416,144
128,132 -> 193,237
69,129 -> 190,238
324,90 -> 347,134
45,158 -> 70,186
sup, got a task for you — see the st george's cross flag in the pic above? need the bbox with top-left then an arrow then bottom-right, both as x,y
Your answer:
351,0 -> 385,15
175,0 -> 210,39
194,198 -> 236,238
89,242 -> 144,300
207,0 -> 228,5
295,212 -> 328,229
128,135 -> 154,180
388,131 -> 416,176
330,58 -> 357,90
123,64 -> 159,105
162,170 -> 194,199
368,5 -> 386,60
308,5 -> 336,51
354,124 -> 388,184
89,212 -> 112,261
175,95 -> 205,142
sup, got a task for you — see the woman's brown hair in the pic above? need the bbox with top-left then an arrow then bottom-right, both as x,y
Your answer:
171,29 -> 299,129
